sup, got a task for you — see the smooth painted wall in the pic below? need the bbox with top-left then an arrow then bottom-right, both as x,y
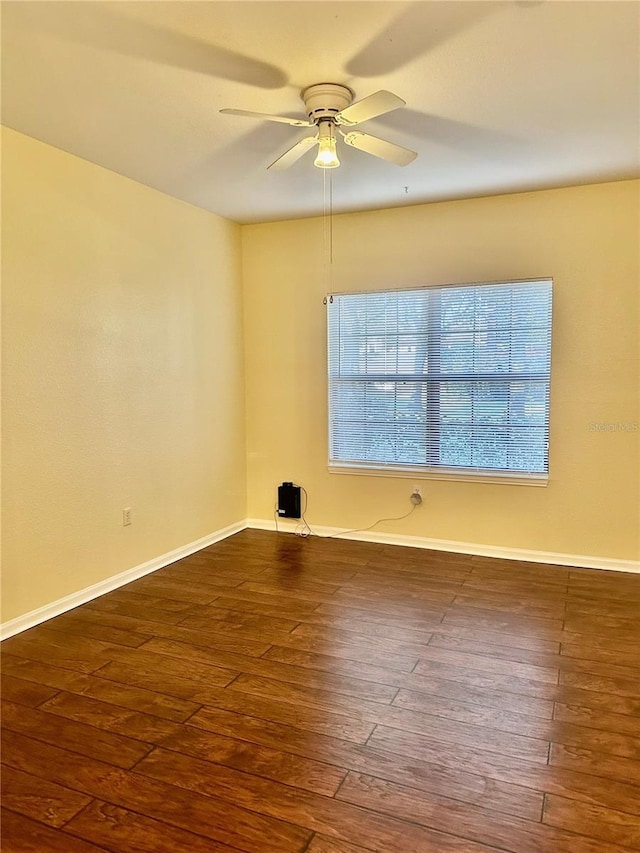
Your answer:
243,180 -> 639,561
1,128 -> 246,622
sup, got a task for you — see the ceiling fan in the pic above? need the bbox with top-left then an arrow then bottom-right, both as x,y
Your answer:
220,83 -> 417,170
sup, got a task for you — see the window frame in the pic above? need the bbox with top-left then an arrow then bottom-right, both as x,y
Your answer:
326,277 -> 553,486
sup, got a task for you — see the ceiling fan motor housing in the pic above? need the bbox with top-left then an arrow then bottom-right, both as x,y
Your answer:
301,83 -> 353,123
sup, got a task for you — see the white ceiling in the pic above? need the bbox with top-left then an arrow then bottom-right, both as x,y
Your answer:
2,1 -> 639,224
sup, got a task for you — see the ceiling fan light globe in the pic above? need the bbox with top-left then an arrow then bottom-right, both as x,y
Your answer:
314,137 -> 340,169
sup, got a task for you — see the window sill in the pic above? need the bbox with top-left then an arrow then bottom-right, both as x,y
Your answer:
328,463 -> 549,487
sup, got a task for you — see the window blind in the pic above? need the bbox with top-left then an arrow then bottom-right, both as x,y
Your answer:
327,279 -> 552,479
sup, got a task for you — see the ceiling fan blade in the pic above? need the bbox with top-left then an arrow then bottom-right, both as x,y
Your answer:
336,91 -> 406,126
341,131 -> 417,166
267,136 -> 318,171
220,109 -> 312,128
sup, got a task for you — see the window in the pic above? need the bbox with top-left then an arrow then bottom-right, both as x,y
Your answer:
327,278 -> 552,483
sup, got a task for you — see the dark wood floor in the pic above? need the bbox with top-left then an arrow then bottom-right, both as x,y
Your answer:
2,529 -> 640,853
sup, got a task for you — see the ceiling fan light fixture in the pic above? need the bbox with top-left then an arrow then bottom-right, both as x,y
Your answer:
314,121 -> 340,169
314,137 -> 340,169
221,84 -> 415,171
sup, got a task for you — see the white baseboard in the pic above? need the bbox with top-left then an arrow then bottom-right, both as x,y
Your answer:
4,516 -> 638,640
0,520 -> 247,640
247,517 -> 640,574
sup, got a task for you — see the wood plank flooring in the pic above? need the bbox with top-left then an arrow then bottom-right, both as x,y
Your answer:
2,529 -> 640,852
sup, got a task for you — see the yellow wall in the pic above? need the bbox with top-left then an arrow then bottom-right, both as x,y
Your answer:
243,181 -> 639,561
2,127 -> 638,628
1,128 -> 246,622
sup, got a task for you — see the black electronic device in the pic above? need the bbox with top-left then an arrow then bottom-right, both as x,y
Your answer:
277,482 -> 301,519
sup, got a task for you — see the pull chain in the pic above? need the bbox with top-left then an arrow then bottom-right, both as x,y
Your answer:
322,167 -> 334,304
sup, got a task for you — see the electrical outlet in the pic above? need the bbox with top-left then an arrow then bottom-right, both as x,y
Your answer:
410,486 -> 423,506
412,486 -> 422,498
122,507 -> 132,527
